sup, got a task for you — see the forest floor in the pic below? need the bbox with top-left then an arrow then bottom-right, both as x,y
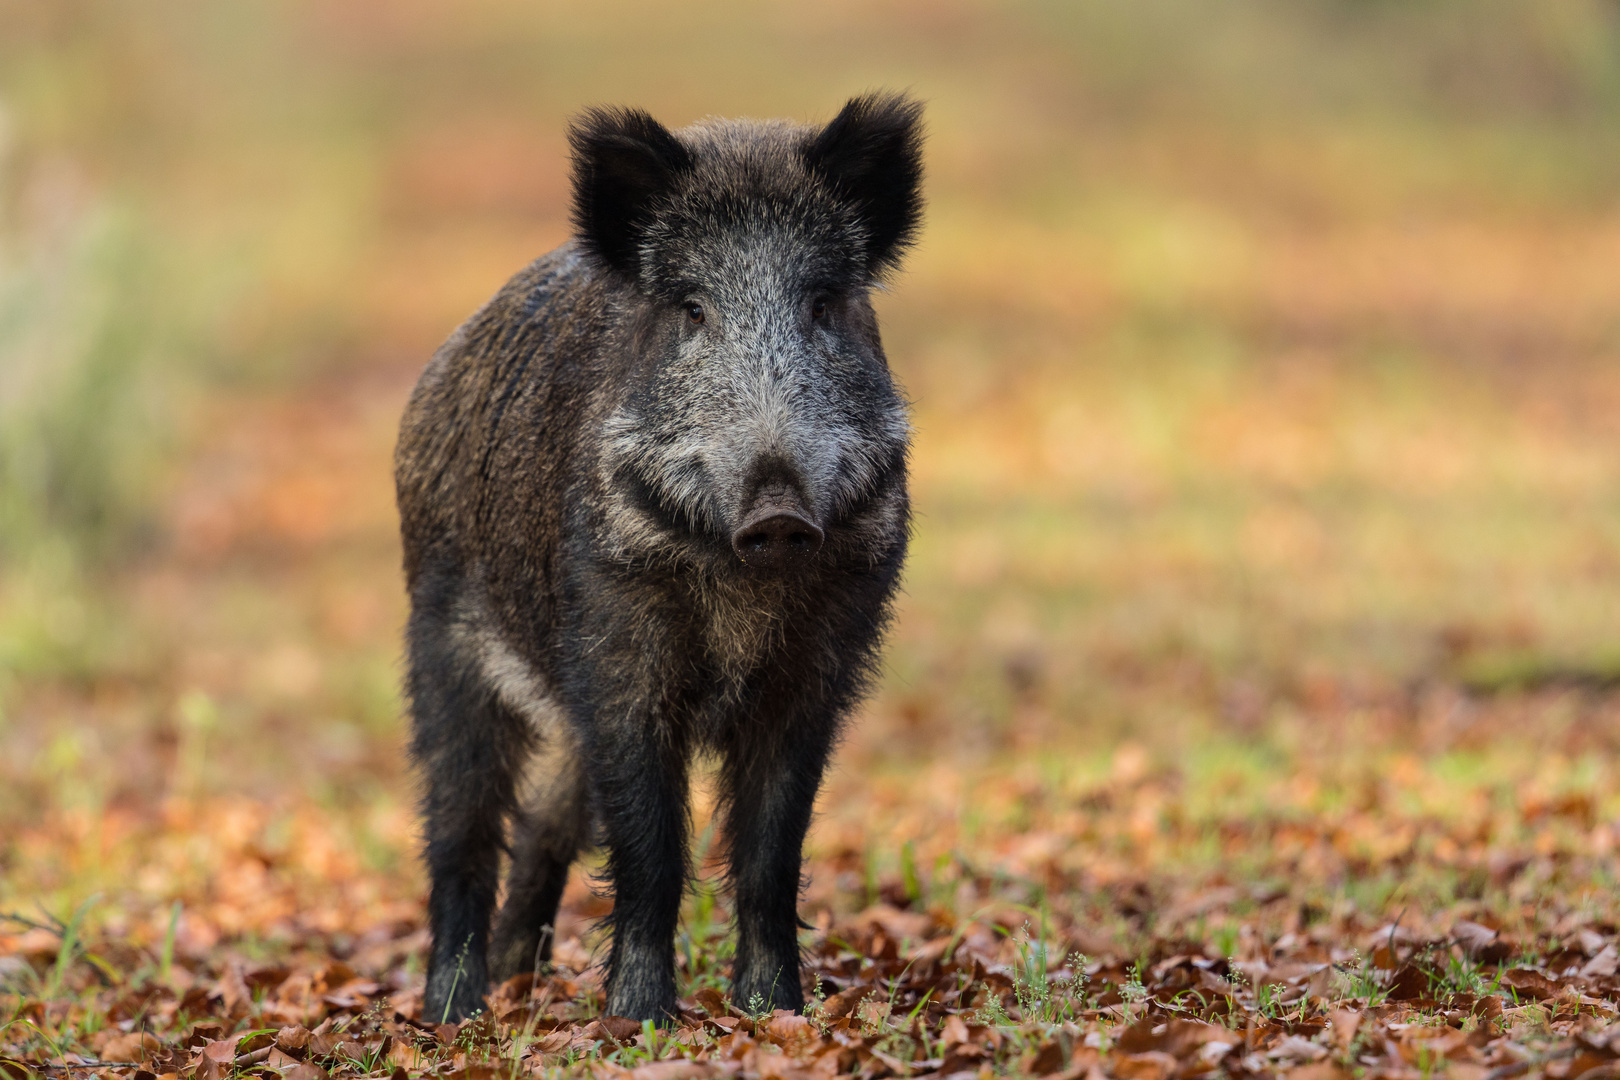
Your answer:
9,704 -> 1620,1080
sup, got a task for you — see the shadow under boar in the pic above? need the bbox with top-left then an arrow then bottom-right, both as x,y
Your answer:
395,93 -> 924,1023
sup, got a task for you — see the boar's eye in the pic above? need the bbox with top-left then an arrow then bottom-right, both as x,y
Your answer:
685,301 -> 705,325
810,297 -> 828,320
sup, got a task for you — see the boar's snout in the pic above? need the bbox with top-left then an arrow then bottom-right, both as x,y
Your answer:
732,499 -> 824,571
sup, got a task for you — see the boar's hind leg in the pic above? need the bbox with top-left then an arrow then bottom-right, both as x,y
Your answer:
720,720 -> 835,1015
489,722 -> 589,983
408,593 -> 532,1024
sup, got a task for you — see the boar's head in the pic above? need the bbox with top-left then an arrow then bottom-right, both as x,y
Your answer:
572,93 -> 923,574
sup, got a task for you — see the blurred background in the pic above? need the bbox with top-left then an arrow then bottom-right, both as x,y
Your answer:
2,0 -> 1619,932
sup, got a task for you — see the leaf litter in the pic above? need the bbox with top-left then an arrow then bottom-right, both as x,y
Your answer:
10,742 -> 1620,1079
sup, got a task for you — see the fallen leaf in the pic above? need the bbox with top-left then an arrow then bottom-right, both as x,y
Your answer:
276,1025 -> 312,1055
214,963 -> 252,1019
1329,1009 -> 1361,1050
819,984 -> 877,1020
1288,1065 -> 1350,1080
1501,968 -> 1561,1001
940,1013 -> 971,1049
1386,963 -> 1435,1001
200,1037 -> 242,1064
1024,1041 -> 1065,1075
627,1063 -> 723,1080
692,987 -> 728,1018
1583,944 -> 1620,979
1112,1050 -> 1178,1080
1270,1035 -> 1328,1062
598,1015 -> 644,1042
102,1032 -> 163,1063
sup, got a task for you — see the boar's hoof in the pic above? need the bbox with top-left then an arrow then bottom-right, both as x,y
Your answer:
732,511 -> 823,570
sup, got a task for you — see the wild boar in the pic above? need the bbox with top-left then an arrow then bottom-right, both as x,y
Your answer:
395,92 -> 923,1023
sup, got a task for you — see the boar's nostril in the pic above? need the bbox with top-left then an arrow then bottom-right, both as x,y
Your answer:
731,512 -> 825,570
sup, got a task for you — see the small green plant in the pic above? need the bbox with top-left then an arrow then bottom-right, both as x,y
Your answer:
1332,950 -> 1391,1007
158,900 -> 181,985
806,973 -> 830,1035
900,841 -> 922,905
1415,1041 -> 1440,1080
1253,978 -> 1284,1019
440,936 -> 472,1025
974,988 -> 1012,1028
1012,931 -> 1052,1020
1007,930 -> 1089,1025
1440,950 -> 1489,997
44,894 -> 99,1000
1121,961 -> 1149,1008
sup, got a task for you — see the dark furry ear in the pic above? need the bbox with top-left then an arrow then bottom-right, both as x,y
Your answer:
804,92 -> 925,277
568,107 -> 693,279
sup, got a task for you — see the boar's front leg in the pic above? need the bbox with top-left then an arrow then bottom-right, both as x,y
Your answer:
720,718 -> 835,1014
592,705 -> 692,1023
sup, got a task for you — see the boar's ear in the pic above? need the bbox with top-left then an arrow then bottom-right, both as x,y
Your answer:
568,106 -> 693,280
804,92 -> 925,278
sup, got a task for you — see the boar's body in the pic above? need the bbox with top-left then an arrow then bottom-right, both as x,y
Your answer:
395,96 -> 922,1023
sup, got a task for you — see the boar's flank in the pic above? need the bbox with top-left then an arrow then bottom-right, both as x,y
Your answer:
395,93 -> 923,1023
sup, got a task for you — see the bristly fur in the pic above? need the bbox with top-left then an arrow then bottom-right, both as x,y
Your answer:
397,93 -> 924,1024
804,93 -> 926,278
568,106 -> 696,280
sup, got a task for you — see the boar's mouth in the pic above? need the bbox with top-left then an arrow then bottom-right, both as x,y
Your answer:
618,466 -> 824,571
620,469 -> 715,542
616,458 -> 835,572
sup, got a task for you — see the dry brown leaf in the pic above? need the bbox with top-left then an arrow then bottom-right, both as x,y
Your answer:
1584,945 -> 1620,979
215,963 -> 252,1019
1454,920 -> 1501,956
1329,1008 -> 1361,1049
626,1063 -> 724,1080
692,987 -> 728,1018
266,1048 -> 305,1070
276,1025 -> 312,1054
1024,1040 -> 1065,1075
766,1010 -> 814,1050
1112,1050 -> 1179,1080
1113,1019 -> 1161,1054
1271,1035 -> 1329,1062
102,1032 -> 163,1063
852,904 -> 939,942
819,984 -> 877,1020
1386,963 -> 1436,1001
534,1029 -> 572,1054
599,1015 -> 645,1042
307,1031 -> 341,1058
199,1037 -> 242,1065
1288,1064 -> 1351,1080
1501,968 -> 1562,1001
